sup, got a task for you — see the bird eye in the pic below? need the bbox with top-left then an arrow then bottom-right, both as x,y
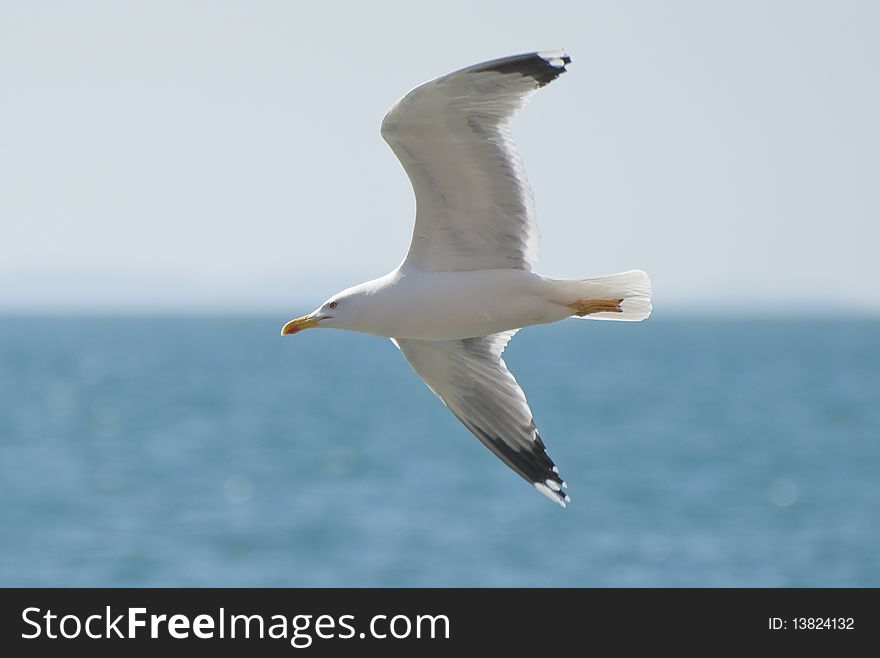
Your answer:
328,301 -> 337,309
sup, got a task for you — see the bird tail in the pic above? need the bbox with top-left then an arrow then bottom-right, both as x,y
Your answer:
553,270 -> 652,321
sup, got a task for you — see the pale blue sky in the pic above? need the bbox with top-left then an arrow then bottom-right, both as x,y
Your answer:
1,1 -> 878,314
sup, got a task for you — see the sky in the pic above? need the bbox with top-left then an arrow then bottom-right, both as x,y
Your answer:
1,1 -> 878,315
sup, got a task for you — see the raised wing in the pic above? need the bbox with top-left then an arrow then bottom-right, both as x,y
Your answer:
381,51 -> 571,272
393,332 -> 569,507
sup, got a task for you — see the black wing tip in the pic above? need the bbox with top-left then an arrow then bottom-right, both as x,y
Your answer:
458,418 -> 570,508
474,50 -> 571,87
531,436 -> 569,508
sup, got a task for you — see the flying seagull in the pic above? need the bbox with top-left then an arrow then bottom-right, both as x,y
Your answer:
282,51 -> 651,507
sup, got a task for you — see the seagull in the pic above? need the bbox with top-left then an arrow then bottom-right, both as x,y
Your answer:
281,51 -> 651,507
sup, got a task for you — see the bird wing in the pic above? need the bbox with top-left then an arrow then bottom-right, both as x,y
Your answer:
381,51 -> 571,272
392,331 -> 569,507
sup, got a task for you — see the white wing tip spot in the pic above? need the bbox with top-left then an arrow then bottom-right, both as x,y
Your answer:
538,50 -> 570,68
534,481 -> 569,508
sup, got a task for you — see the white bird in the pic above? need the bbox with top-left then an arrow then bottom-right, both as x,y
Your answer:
282,51 -> 651,507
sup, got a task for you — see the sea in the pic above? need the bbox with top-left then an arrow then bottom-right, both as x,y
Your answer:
1,316 -> 877,587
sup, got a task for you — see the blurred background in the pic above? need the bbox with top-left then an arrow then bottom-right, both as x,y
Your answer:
1,1 -> 878,586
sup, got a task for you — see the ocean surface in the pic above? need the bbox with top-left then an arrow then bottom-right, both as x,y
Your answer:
1,316 -> 877,587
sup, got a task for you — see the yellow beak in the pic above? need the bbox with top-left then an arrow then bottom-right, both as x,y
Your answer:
280,314 -> 322,336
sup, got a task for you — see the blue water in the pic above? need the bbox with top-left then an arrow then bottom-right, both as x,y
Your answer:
0,316 -> 877,586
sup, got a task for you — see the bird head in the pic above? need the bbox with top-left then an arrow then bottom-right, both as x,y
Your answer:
280,288 -> 361,335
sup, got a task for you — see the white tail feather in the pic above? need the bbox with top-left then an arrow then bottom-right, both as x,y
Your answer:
582,269 -> 651,321
554,270 -> 652,321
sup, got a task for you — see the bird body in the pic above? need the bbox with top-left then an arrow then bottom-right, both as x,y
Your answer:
282,50 -> 651,507
309,267 -> 648,341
